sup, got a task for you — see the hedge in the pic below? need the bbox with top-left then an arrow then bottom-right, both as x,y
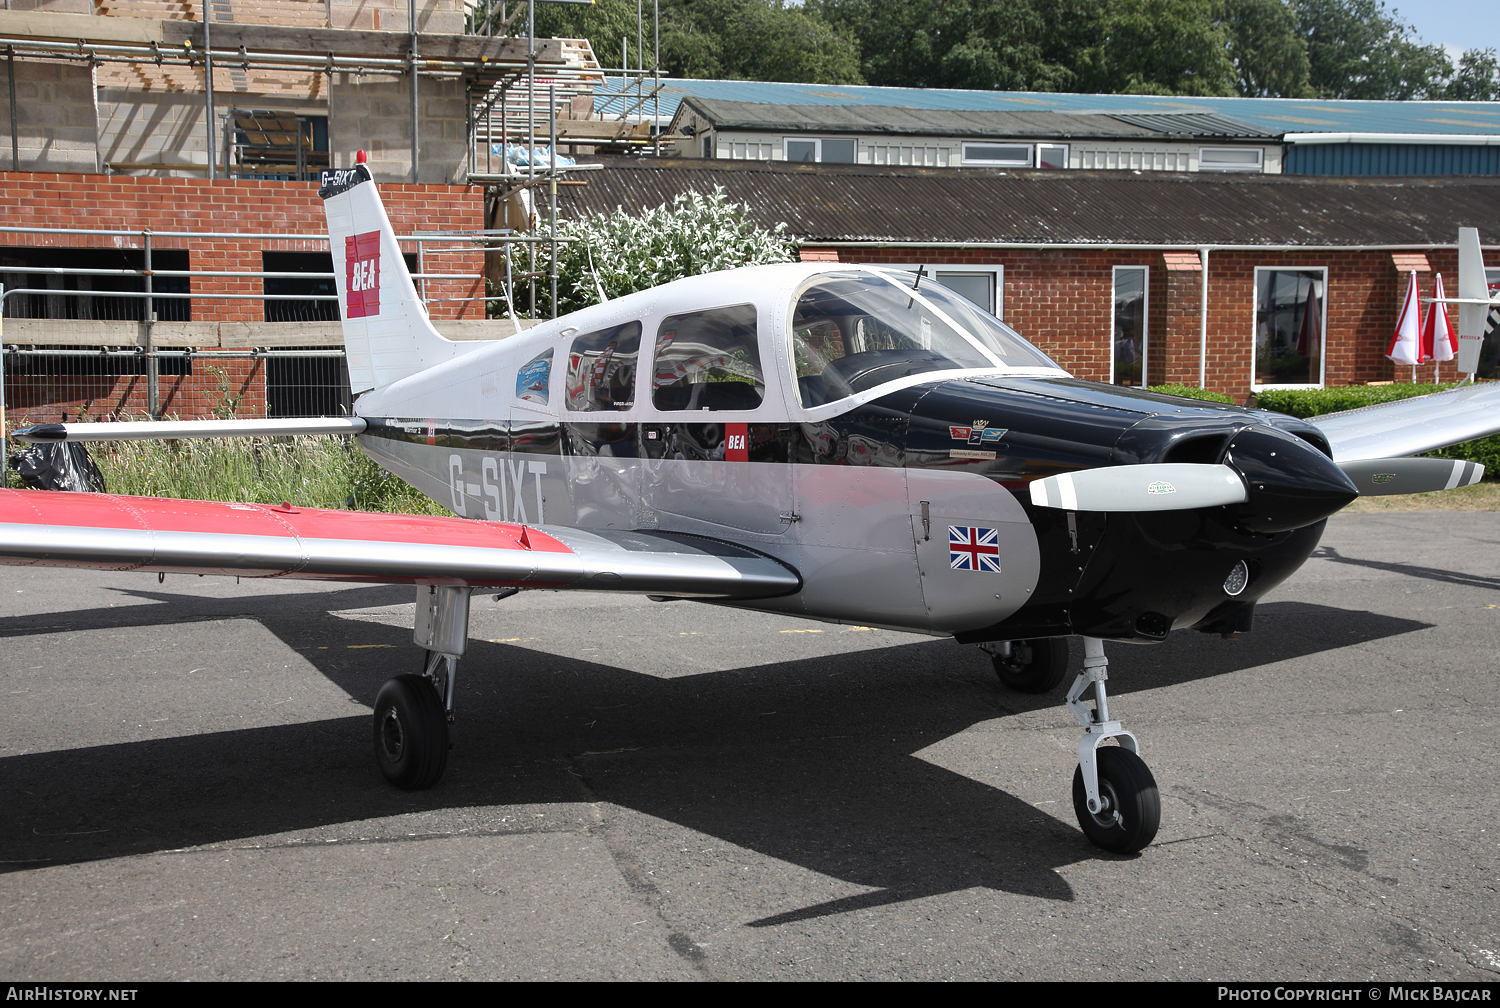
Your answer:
1144,384 -> 1236,404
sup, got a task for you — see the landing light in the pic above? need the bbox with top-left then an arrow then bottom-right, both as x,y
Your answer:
1223,561 -> 1250,597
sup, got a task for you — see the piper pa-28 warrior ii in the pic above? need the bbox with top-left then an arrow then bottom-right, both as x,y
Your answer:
5,157 -> 1498,855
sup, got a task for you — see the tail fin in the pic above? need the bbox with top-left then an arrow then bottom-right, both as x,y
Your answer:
318,155 -> 468,395
1456,226 -> 1489,375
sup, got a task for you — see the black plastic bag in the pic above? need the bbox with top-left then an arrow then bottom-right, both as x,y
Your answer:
9,442 -> 107,493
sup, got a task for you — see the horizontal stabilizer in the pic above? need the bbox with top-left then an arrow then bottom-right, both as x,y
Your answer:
1029,463 -> 1246,512
1339,457 -> 1485,495
0,490 -> 799,599
13,417 -> 368,443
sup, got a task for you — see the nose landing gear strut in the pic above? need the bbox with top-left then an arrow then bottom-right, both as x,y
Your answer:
1066,637 -> 1160,854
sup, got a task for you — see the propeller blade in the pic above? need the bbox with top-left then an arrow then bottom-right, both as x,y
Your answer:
1338,457 -> 1485,496
1029,464 -> 1247,512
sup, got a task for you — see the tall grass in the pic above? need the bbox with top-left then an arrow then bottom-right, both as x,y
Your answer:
90,435 -> 453,515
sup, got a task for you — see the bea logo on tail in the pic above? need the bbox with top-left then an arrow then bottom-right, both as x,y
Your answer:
345,231 -> 381,318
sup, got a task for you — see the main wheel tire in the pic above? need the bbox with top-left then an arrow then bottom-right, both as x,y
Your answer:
1071,746 -> 1161,855
992,637 -> 1069,693
373,673 -> 449,790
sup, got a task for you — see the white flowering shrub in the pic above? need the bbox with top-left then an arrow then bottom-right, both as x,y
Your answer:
508,186 -> 796,318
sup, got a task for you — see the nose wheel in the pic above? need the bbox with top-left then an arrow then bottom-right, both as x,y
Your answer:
1071,745 -> 1159,854
1064,637 -> 1160,854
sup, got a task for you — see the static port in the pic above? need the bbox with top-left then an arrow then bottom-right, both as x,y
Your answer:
1223,560 -> 1250,596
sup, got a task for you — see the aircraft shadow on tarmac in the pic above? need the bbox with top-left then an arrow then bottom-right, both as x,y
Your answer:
0,585 -> 1430,923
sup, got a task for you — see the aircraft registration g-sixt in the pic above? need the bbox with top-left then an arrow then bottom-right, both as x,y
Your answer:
5,154 -> 1499,854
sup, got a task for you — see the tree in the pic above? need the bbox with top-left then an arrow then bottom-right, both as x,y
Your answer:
812,0 -> 1071,91
1446,49 -> 1500,101
1076,0 -> 1236,96
535,0 -> 863,85
515,187 -> 795,318
1293,0 -> 1452,99
1216,0 -> 1312,97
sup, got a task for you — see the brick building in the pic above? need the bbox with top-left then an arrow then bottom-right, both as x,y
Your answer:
0,171 -> 486,424
558,158 -> 1500,402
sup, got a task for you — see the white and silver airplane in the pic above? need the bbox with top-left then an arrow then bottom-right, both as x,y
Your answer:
5,156 -> 1497,855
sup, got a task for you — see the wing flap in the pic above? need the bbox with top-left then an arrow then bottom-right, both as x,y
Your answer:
0,491 -> 800,599
1310,383 -> 1500,463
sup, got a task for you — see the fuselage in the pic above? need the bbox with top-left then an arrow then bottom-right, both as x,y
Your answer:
352,263 -> 1352,642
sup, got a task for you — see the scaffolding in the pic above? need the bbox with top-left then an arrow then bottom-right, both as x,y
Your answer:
0,1 -> 671,321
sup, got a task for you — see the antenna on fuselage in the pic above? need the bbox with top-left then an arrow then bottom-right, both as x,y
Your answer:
907,264 -> 928,309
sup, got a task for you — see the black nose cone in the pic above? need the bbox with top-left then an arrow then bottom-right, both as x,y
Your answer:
1222,426 -> 1358,533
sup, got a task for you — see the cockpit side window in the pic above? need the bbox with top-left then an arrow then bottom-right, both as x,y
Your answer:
651,304 -> 764,412
791,272 -> 997,407
565,321 -> 641,412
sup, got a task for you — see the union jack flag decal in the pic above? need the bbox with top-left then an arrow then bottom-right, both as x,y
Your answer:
949,526 -> 1002,573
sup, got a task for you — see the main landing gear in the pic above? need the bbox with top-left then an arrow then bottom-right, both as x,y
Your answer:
373,585 -> 471,790
985,635 -> 1161,854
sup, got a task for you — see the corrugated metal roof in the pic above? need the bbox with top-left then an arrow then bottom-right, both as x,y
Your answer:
594,77 -> 1500,137
555,157 -> 1500,246
1104,112 -> 1269,138
675,99 -> 1194,139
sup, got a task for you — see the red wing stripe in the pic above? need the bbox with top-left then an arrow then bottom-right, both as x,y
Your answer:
0,491 -> 801,598
0,489 -> 571,553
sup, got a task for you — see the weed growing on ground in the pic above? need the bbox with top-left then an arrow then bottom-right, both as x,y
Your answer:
90,435 -> 452,515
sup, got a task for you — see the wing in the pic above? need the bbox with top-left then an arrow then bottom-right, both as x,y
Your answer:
0,490 -> 799,599
1310,382 -> 1500,463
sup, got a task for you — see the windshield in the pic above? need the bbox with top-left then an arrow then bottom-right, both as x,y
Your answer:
790,270 -> 1056,407
901,276 -> 1062,371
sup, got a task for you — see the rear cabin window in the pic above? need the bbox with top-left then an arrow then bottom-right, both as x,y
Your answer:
565,321 -> 641,411
651,304 -> 764,411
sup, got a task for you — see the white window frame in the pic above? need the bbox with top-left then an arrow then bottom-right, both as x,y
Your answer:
1110,265 -> 1149,387
782,136 -> 859,164
1199,146 -> 1264,171
960,142 -> 1033,167
1251,265 -> 1328,392
880,263 -> 1005,318
1036,143 -> 1070,169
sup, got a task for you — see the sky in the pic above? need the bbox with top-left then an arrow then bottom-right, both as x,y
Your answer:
1392,1 -> 1500,60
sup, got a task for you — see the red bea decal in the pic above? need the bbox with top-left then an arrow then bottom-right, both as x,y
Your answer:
725,423 -> 749,462
345,231 -> 381,319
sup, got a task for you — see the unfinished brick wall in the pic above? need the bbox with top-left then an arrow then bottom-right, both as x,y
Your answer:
0,171 -> 484,420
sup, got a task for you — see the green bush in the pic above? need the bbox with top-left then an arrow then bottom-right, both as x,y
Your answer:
1144,384 -> 1235,404
1251,384 -> 1450,419
510,186 -> 796,318
1252,383 -> 1500,476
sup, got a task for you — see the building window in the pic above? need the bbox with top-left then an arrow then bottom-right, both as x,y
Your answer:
783,138 -> 857,164
1111,266 -> 1149,387
1254,267 -> 1325,388
702,135 -> 713,159
1037,144 -> 1069,169
962,143 -> 1032,167
227,112 -> 330,182
0,248 -> 190,322
1199,147 -> 1263,171
886,266 -> 1004,317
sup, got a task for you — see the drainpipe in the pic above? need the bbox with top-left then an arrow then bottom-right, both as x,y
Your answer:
1199,246 -> 1209,389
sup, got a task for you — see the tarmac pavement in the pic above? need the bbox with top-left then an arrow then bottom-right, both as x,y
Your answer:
1,511 -> 1497,981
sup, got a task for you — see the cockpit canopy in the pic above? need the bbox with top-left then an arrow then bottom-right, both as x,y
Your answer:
791,270 -> 1061,407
